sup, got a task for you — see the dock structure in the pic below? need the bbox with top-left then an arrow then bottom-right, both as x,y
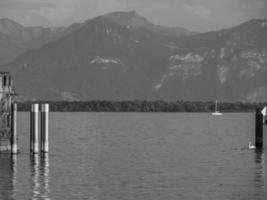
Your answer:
0,72 -> 16,152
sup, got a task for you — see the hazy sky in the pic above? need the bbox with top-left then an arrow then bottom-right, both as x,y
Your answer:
0,0 -> 266,32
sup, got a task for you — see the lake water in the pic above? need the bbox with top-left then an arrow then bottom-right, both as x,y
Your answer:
0,112 -> 267,200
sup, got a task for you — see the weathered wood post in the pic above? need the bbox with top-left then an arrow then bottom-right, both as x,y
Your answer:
11,103 -> 18,154
31,104 -> 39,154
255,108 -> 263,149
41,104 -> 49,153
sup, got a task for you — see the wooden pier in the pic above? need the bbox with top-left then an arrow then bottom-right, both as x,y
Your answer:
0,72 -> 16,152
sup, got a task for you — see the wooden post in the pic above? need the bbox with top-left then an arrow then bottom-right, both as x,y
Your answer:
11,103 -> 18,154
255,109 -> 263,149
41,104 -> 49,153
32,104 -> 39,154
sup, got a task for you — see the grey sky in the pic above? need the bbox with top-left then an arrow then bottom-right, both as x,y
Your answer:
0,0 -> 266,32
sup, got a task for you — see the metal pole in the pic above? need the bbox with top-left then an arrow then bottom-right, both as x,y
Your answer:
41,104 -> 49,153
32,104 -> 39,154
255,109 -> 263,149
30,105 -> 33,152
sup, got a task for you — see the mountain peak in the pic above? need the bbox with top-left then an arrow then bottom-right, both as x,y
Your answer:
101,11 -> 194,37
0,17 -> 20,23
103,10 -> 139,19
235,18 -> 267,29
249,18 -> 267,27
0,18 -> 24,37
102,10 -> 151,28
248,18 -> 267,23
0,18 -> 24,28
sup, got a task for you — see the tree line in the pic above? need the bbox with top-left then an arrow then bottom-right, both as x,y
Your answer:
16,100 -> 266,112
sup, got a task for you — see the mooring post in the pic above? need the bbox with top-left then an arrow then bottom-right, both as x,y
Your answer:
32,104 -> 39,154
41,104 -> 49,153
11,103 -> 18,154
30,105 -> 33,152
255,109 -> 263,149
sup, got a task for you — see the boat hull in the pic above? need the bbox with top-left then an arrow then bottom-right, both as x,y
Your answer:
212,112 -> 223,116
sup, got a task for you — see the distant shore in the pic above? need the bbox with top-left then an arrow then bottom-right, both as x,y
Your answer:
16,100 -> 266,112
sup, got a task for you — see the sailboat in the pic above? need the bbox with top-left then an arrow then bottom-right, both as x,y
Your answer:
262,106 -> 267,124
212,100 -> 222,116
261,106 -> 266,116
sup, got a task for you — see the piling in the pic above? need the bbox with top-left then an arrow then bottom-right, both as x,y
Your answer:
30,105 -> 33,152
31,104 -> 39,154
255,109 -> 263,149
41,104 -> 49,153
261,106 -> 267,125
11,103 -> 18,154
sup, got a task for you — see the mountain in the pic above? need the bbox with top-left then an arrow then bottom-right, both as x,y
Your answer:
102,11 -> 196,37
155,19 -> 267,101
6,15 -> 177,100
0,13 -> 193,66
2,12 -> 267,102
0,18 -> 65,65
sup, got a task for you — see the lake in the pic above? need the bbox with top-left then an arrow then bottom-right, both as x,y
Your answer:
0,112 -> 267,200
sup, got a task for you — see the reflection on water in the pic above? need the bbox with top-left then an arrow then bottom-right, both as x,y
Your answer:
0,154 -> 50,200
1,113 -> 267,199
0,154 -> 15,200
30,154 -> 50,200
11,155 -> 17,200
254,150 -> 267,196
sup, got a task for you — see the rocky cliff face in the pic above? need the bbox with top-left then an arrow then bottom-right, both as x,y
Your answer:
1,13 -> 267,102
153,19 -> 267,101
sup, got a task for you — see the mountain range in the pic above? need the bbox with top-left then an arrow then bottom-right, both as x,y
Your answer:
0,11 -> 266,102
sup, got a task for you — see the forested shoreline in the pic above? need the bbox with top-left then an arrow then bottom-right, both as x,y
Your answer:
16,100 -> 266,112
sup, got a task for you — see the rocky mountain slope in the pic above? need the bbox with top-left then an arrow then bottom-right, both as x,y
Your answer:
157,19 -> 267,101
1,12 -> 267,102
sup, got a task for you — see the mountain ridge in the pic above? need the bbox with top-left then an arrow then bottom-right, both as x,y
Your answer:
1,12 -> 267,102
0,18 -> 66,66
0,12 -> 194,66
102,11 -> 196,37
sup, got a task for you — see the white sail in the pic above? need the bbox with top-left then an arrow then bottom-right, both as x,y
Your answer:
261,106 -> 267,116
212,100 -> 222,116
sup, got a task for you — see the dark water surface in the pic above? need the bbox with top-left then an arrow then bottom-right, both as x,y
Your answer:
0,112 -> 267,200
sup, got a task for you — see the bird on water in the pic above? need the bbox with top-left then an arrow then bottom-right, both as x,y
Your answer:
248,141 -> 255,150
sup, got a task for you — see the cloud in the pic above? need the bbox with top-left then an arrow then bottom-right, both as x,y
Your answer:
0,0 -> 127,26
236,0 -> 267,18
0,0 -> 55,10
182,4 -> 211,19
0,0 -> 266,31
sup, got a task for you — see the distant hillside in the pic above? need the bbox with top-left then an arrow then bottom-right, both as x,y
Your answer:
17,100 -> 265,112
0,18 -> 65,65
1,12 -> 267,102
157,19 -> 267,101
0,13 -> 193,66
